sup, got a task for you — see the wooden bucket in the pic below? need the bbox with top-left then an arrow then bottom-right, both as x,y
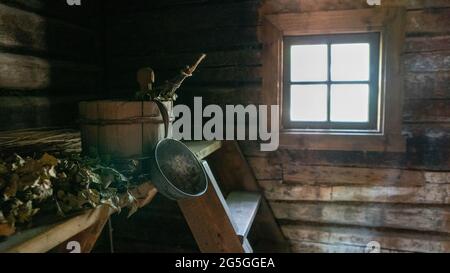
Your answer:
79,100 -> 173,162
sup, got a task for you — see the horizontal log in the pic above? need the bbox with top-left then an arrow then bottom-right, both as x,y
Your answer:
406,8 -> 450,34
259,180 -> 450,204
282,224 -> 450,253
107,49 -> 261,71
104,0 -> 241,14
262,0 -> 367,13
260,180 -> 332,201
109,84 -> 263,108
405,71 -> 450,99
279,133 -> 406,152
0,53 -> 101,91
0,4 -> 99,61
404,51 -> 450,72
263,6 -> 450,34
107,26 -> 259,56
0,128 -> 81,155
186,65 -> 261,84
178,85 -> 262,105
425,172 -> 450,184
262,0 -> 450,14
283,165 -> 425,186
289,240 -> 400,253
1,0 -> 103,28
405,35 -> 450,53
403,123 -> 450,138
0,95 -> 97,130
108,66 -> 261,91
248,157 -> 283,180
241,143 -> 450,170
107,1 -> 259,33
403,0 -> 450,9
270,201 -> 450,233
404,99 -> 450,123
238,141 -> 270,157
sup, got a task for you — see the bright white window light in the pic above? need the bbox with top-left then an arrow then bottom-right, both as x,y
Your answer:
291,85 -> 328,121
331,43 -> 370,81
330,84 -> 369,122
291,45 -> 328,82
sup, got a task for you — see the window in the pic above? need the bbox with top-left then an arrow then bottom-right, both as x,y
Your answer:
261,8 -> 407,152
283,33 -> 380,132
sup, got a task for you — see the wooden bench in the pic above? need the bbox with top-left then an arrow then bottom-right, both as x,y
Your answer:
0,129 -> 288,253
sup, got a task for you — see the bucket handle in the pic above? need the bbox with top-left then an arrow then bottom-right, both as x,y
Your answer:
153,99 -> 170,139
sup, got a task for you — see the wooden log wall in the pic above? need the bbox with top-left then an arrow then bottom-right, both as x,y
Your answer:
254,0 -> 450,253
103,0 -> 450,253
0,0 -> 104,130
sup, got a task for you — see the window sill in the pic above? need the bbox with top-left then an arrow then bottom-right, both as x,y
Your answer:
279,132 -> 406,152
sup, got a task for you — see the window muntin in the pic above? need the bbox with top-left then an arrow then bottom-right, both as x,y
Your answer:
283,32 -> 381,131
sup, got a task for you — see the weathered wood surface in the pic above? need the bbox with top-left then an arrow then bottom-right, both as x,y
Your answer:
79,100 -> 173,159
270,201 -> 450,233
260,2 -> 449,253
404,99 -> 450,123
108,26 -> 258,57
0,127 -> 222,253
0,0 -> 103,27
53,182 -> 159,254
108,49 -> 261,72
0,181 -> 158,253
262,0 -> 450,14
404,51 -> 450,73
184,140 -> 222,160
0,95 -> 99,131
178,161 -> 245,253
405,35 -> 450,53
281,224 -> 450,253
0,128 -> 81,155
249,161 -> 450,186
0,4 -> 99,60
0,128 -> 221,162
260,180 -> 450,204
226,191 -> 261,240
0,53 -> 100,91
0,206 -> 113,253
208,141 -> 290,252
107,1 -> 259,34
283,165 -> 426,186
0,1 -> 103,131
405,71 -> 450,99
266,9 -> 388,36
406,9 -> 450,34
53,206 -> 112,253
242,142 -> 450,170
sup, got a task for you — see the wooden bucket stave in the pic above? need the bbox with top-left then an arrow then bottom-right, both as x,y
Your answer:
79,100 -> 173,161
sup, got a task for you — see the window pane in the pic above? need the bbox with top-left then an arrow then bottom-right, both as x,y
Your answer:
331,43 -> 370,81
291,85 -> 328,122
291,45 -> 328,82
330,84 -> 369,122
